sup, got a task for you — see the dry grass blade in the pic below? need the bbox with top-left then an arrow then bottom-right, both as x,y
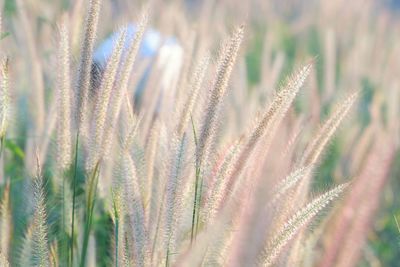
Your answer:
260,183 -> 349,266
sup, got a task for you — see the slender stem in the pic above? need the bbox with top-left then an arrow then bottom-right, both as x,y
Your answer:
62,170 -> 66,266
70,132 -> 80,267
191,166 -> 201,244
115,217 -> 119,267
165,245 -> 170,267
190,115 -> 200,245
0,135 -> 5,157
195,177 -> 204,236
80,162 -> 100,267
112,192 -> 119,267
395,215 -> 400,234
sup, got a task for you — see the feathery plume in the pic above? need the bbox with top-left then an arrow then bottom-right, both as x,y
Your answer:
162,134 -> 187,253
109,11 -> 147,121
145,119 -> 160,217
196,25 -> 244,167
0,58 -> 10,139
117,151 -> 148,265
292,92 -> 358,211
32,160 -> 50,267
300,91 -> 358,166
20,226 -> 34,267
202,138 -> 243,224
319,137 -> 394,267
176,52 -> 210,136
260,183 -> 349,266
0,182 -> 10,258
102,11 -> 148,158
21,155 -> 50,267
227,62 -> 312,197
76,0 -> 102,130
56,17 -> 72,170
86,28 -> 127,171
269,165 -> 313,206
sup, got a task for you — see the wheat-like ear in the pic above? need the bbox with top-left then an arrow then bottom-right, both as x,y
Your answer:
292,92 -> 357,209
196,25 -> 244,167
121,115 -> 141,151
56,16 -> 72,171
202,137 -> 243,224
76,0 -> 101,130
318,137 -> 394,267
86,28 -> 127,171
269,165 -> 313,206
117,151 -> 148,265
32,159 -> 50,267
176,52 -> 210,136
260,183 -> 349,266
0,58 -> 10,139
145,119 -> 160,220
0,251 -> 9,267
161,133 -> 188,254
109,10 -> 148,121
20,225 -> 33,267
300,92 -> 358,166
102,10 -> 148,158
0,181 -> 10,258
20,156 -> 50,266
226,62 -> 312,197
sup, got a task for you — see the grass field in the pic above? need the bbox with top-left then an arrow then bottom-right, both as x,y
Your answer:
0,0 -> 399,266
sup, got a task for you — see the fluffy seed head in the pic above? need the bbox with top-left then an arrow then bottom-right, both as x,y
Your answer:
76,0 -> 102,131
0,182 -> 11,258
56,17 -> 72,170
300,91 -> 358,166
0,58 -> 10,139
261,183 -> 349,266
196,25 -> 245,167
